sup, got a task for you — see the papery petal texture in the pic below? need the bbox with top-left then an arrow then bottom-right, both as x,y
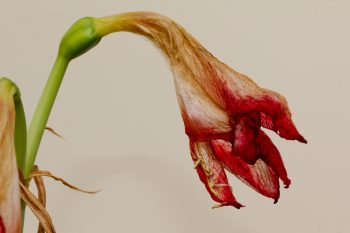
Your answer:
211,139 -> 280,201
190,140 -> 243,208
0,79 -> 21,233
173,72 -> 231,140
104,11 -> 306,207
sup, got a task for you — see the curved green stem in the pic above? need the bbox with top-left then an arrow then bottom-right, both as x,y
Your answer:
21,18 -> 103,228
24,56 -> 69,179
24,17 -> 102,180
24,13 -> 133,181
21,12 -> 141,231
21,56 -> 68,231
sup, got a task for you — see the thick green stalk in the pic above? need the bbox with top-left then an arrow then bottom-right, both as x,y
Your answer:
21,56 -> 68,229
24,56 -> 69,179
24,17 -> 102,180
21,15 -> 113,231
22,17 -> 102,230
23,12 -> 130,183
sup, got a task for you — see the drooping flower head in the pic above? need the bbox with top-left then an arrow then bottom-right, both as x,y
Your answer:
95,12 -> 307,208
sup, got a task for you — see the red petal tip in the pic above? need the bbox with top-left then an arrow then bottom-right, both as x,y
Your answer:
232,202 -> 245,209
297,135 -> 307,144
212,202 -> 245,209
274,198 -> 279,204
283,179 -> 291,189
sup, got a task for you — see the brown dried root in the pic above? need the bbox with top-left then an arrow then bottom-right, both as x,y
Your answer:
32,166 -> 46,233
29,170 -> 100,195
44,127 -> 64,140
19,165 -> 99,233
19,169 -> 55,233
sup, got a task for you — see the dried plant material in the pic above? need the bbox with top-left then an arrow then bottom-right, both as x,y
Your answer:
97,12 -> 306,207
32,166 -> 46,233
18,165 -> 98,233
32,166 -> 46,209
0,79 -> 21,233
45,127 -> 64,140
30,170 -> 100,195
19,181 -> 55,233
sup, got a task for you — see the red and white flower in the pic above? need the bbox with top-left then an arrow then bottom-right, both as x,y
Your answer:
113,12 -> 307,207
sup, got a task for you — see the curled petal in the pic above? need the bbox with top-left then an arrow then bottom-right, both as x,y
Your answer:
256,130 -> 291,188
190,140 -> 243,208
211,139 -> 280,202
253,90 -> 306,143
227,86 -> 306,143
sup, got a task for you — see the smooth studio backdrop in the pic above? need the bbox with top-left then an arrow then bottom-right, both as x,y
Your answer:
1,1 -> 349,232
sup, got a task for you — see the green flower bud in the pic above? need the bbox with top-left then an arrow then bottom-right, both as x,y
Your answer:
59,17 -> 102,60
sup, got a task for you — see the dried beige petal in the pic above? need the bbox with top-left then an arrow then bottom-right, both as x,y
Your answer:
0,79 -> 21,233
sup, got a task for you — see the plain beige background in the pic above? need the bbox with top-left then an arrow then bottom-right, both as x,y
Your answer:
1,0 -> 349,232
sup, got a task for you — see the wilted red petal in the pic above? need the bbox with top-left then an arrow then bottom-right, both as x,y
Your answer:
0,216 -> 5,233
211,139 -> 280,202
229,87 -> 306,143
189,140 -> 243,208
256,130 -> 291,188
232,114 -> 259,164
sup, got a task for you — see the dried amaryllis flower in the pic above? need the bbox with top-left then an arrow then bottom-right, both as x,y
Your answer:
94,12 -> 307,207
0,78 -> 21,233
